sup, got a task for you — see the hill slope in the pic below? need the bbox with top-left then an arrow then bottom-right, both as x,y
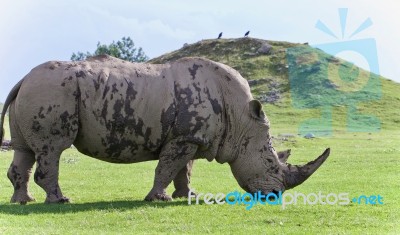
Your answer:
150,38 -> 400,133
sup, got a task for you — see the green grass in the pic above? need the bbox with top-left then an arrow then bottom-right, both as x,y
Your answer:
0,124 -> 399,234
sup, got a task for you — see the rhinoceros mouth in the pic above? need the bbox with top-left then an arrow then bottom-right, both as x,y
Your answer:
242,188 -> 282,202
266,190 -> 281,201
243,180 -> 284,197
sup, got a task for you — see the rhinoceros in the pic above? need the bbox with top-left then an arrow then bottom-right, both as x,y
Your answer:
0,55 -> 330,204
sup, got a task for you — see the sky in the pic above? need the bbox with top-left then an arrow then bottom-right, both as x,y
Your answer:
0,0 -> 399,102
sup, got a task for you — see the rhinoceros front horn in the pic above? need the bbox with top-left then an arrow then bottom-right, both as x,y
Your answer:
284,148 -> 330,189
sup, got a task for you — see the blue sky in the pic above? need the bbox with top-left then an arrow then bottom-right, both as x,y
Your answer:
1,0 -> 399,102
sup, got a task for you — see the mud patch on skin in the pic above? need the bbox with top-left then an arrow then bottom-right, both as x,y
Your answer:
81,99 -> 87,108
204,87 -> 222,115
124,80 -> 137,116
173,82 -> 198,135
172,82 -> 211,146
112,83 -> 119,94
88,69 -> 96,76
158,103 -> 177,147
65,63 -> 78,70
73,88 -> 81,100
41,145 -> 50,155
99,82 -> 158,159
59,111 -> 79,137
93,72 -> 107,91
61,76 -> 74,87
9,164 -> 20,182
75,71 -> 86,78
32,121 -> 42,132
188,64 -> 203,80
101,136 -> 139,160
102,86 -> 110,99
192,82 -> 203,105
8,164 -> 22,191
174,83 -> 197,107
93,78 -> 100,91
172,143 -> 190,161
242,136 -> 251,150
50,127 -> 61,136
47,62 -> 61,70
101,100 -> 109,124
192,115 -> 211,133
38,107 -> 46,119
60,111 -> 70,125
34,166 -> 47,183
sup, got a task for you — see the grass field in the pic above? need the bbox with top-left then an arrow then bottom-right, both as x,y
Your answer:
0,118 -> 399,234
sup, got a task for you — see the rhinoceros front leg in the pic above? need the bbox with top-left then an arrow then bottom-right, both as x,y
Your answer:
145,140 -> 198,201
172,160 -> 195,198
7,150 -> 36,204
34,151 -> 69,203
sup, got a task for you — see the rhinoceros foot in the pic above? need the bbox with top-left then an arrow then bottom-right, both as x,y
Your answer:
172,189 -> 196,199
144,192 -> 172,202
45,196 -> 70,204
10,194 -> 36,205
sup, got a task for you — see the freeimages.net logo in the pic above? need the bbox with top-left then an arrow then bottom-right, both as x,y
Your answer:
287,8 -> 381,136
188,189 -> 384,210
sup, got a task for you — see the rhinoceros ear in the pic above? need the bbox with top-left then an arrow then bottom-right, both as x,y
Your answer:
249,100 -> 265,120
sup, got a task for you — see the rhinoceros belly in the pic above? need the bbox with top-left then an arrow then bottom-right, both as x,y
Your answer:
73,106 -> 165,163
73,133 -> 160,163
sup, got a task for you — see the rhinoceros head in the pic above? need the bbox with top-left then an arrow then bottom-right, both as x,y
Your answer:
228,100 -> 330,195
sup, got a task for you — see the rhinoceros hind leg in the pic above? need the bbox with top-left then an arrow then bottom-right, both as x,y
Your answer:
8,150 -> 36,205
172,160 -> 195,198
34,151 -> 70,204
145,140 -> 198,201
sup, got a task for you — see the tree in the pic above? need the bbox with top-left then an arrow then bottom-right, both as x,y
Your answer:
71,37 -> 148,62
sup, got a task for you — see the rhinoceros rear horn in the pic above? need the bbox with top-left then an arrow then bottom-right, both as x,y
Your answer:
284,148 -> 330,189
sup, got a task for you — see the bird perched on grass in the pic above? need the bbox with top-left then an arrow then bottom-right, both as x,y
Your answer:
217,32 -> 222,39
244,31 -> 250,37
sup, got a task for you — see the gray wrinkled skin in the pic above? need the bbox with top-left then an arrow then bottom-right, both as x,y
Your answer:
0,55 -> 329,204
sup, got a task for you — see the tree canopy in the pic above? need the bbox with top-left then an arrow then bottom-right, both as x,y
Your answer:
71,37 -> 148,62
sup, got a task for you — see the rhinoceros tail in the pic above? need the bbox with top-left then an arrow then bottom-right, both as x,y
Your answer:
0,124 -> 3,146
0,79 -> 24,145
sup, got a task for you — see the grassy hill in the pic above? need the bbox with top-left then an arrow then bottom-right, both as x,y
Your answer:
150,38 -> 400,134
